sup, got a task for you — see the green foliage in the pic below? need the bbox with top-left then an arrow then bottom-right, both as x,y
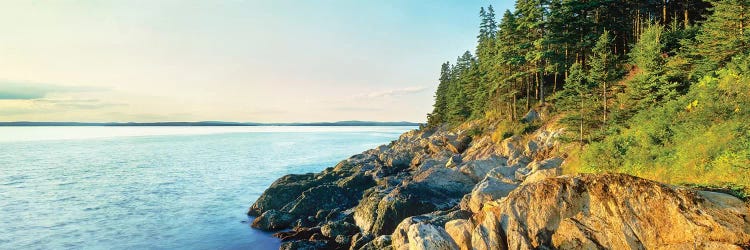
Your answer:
620,24 -> 685,119
426,0 -> 750,189
692,0 -> 750,75
579,56 -> 750,187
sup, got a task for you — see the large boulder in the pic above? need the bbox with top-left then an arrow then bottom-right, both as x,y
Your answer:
379,149 -> 415,170
282,185 -> 353,216
252,209 -> 295,230
390,210 -> 472,250
467,176 -> 518,213
445,219 -> 473,250
515,157 -> 564,183
411,167 -> 475,197
457,156 -> 508,182
444,134 -> 472,154
320,221 -> 360,243
461,135 -> 502,162
248,173 -> 320,216
470,173 -> 750,249
522,109 -> 540,123
353,186 -> 439,236
358,235 -> 393,250
405,223 -> 459,250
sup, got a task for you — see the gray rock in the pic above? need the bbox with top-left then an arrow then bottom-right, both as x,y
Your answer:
248,173 -> 320,216
458,156 -> 508,182
359,235 -> 392,250
522,109 -> 540,123
321,221 -> 360,239
470,174 -> 750,249
405,223 -> 459,250
279,240 -> 328,250
445,219 -> 473,250
251,210 -> 294,230
467,176 -> 518,213
390,210 -> 471,250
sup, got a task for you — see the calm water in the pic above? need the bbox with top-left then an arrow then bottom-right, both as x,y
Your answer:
0,126 -> 414,250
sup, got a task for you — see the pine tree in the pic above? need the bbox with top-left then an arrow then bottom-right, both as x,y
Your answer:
428,62 -> 452,126
693,0 -> 750,74
447,51 -> 477,123
555,62 -> 598,143
516,0 -> 550,105
475,5 -> 498,118
588,30 -> 618,125
625,24 -> 681,113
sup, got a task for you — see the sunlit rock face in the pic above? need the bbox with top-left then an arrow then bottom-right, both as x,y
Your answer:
463,173 -> 750,250
249,119 -> 750,250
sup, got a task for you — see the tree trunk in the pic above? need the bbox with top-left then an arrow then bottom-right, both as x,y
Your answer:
540,72 -> 545,105
526,75 -> 531,111
554,71 -> 559,93
580,93 -> 584,144
603,82 -> 607,125
663,0 -> 667,25
535,71 -> 540,101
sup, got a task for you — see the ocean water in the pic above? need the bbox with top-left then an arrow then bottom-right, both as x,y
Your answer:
0,126 -> 414,250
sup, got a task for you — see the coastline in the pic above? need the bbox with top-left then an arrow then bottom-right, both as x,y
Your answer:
249,118 -> 750,249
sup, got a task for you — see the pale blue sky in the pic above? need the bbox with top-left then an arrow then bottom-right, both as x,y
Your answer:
0,1 -> 513,122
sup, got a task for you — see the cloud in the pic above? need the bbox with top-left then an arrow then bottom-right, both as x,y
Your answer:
32,99 -> 128,110
355,86 -> 428,99
0,81 -> 105,100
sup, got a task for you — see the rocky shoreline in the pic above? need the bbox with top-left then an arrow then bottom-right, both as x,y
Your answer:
248,120 -> 750,249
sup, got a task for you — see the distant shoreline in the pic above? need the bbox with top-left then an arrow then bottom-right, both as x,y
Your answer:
0,121 -> 422,127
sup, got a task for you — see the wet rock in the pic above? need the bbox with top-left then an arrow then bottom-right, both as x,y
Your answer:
252,210 -> 295,230
248,173 -> 320,216
279,240 -> 329,250
274,227 -> 322,242
282,185 -> 352,216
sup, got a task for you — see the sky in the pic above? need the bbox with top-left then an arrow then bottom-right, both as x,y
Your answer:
0,1 -> 514,123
